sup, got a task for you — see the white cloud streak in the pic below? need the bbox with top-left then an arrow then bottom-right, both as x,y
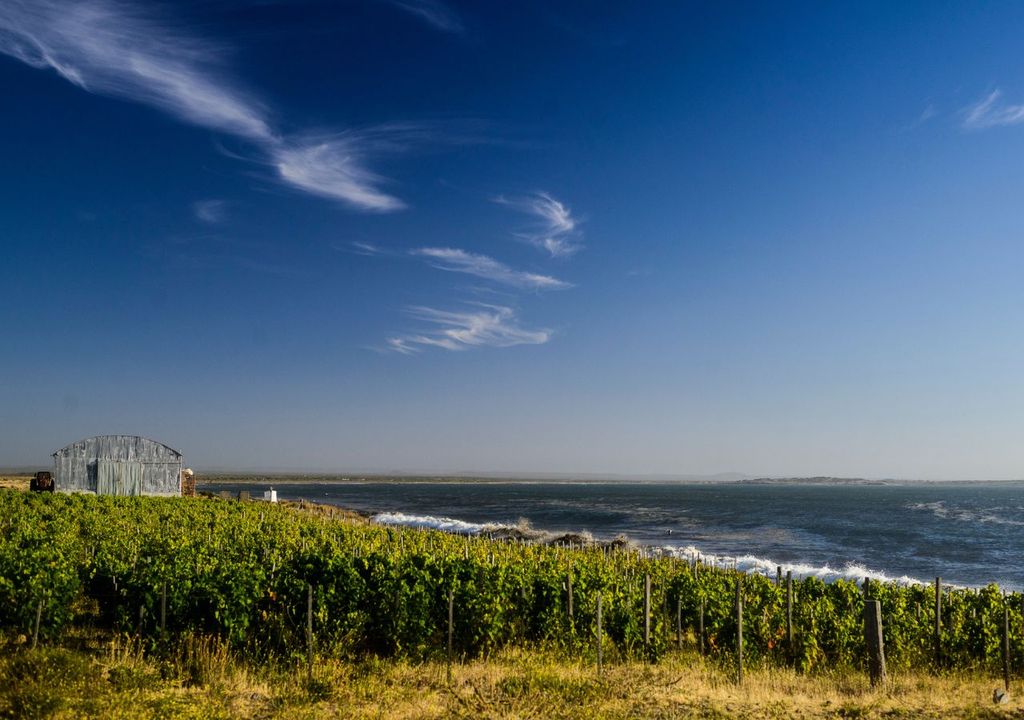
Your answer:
0,0 -> 272,140
900,103 -> 937,132
962,89 -> 1024,130
495,192 -> 582,257
411,247 -> 571,290
349,241 -> 387,256
387,305 -> 551,354
193,199 -> 227,224
0,0 -> 403,212
385,0 -> 464,34
272,135 -> 404,211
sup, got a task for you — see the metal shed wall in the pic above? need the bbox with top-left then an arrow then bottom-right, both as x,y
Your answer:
53,435 -> 183,496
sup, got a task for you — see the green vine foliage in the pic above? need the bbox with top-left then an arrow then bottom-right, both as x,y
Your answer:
1,491 -> 1022,675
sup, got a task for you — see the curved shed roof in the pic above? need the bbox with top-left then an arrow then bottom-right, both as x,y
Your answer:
53,435 -> 183,460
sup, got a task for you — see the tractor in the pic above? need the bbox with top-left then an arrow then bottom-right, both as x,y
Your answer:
30,471 -> 54,492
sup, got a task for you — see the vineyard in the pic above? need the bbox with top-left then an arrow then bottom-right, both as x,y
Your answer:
0,489 -> 1021,681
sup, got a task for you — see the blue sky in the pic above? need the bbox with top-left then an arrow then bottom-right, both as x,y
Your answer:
3,1 -> 1024,479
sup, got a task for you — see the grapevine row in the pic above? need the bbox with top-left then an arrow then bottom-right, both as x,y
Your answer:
0,490 -> 1020,675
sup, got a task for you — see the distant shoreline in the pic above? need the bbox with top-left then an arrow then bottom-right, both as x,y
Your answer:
7,470 -> 1022,487
196,473 -> 1024,486
5,467 -> 1022,485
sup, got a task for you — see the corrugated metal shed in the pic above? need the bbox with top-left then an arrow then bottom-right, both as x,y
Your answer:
53,435 -> 183,496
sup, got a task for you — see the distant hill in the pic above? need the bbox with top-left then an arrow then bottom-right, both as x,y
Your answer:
740,476 -> 888,485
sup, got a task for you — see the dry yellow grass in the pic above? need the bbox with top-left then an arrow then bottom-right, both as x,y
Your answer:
2,641 -> 1019,719
290,652 -> 1020,719
0,475 -> 30,491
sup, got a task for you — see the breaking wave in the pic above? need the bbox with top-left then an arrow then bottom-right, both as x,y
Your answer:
659,545 -> 928,586
371,512 -> 596,545
906,501 -> 1024,527
372,512 -> 929,586
373,512 -> 501,535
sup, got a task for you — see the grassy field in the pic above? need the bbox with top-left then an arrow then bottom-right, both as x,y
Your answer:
1,632 -> 1019,720
1,485 -> 1020,718
0,475 -> 29,491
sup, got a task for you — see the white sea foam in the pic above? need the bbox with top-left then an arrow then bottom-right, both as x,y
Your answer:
661,545 -> 929,586
906,501 -> 1024,527
372,512 -> 503,535
372,511 -> 938,586
372,512 -> 593,544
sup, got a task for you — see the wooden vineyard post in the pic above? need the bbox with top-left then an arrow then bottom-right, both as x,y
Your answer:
447,587 -> 455,685
32,600 -> 43,650
735,577 -> 744,685
698,598 -> 705,655
596,592 -> 603,675
786,570 -> 793,662
160,582 -> 167,638
1003,597 -> 1011,692
643,574 -> 652,653
306,583 -> 314,677
777,566 -> 782,587
676,596 -> 683,651
864,599 -> 887,686
934,577 -> 942,668
567,573 -> 574,622
663,590 -> 670,645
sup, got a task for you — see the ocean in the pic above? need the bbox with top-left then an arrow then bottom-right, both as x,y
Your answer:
201,479 -> 1024,590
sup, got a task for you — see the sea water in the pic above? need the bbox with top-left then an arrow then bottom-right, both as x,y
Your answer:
203,480 -> 1024,590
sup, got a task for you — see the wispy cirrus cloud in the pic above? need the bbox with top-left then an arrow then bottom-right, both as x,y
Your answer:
0,0 -> 403,212
348,240 -> 388,257
384,0 -> 464,34
272,134 -> 404,211
386,305 -> 551,354
900,103 -> 938,132
0,0 -> 272,140
962,89 -> 1024,130
494,192 -> 582,257
411,247 -> 571,290
193,199 -> 227,224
